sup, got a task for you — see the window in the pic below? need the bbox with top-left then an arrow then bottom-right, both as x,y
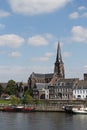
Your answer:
74,90 -> 76,94
83,90 -> 85,94
80,90 -> 82,93
77,90 -> 79,94
77,95 -> 81,99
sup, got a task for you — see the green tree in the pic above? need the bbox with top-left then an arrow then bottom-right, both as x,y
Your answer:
24,89 -> 33,97
0,84 -> 3,95
5,80 -> 17,95
10,95 -> 20,105
22,92 -> 33,104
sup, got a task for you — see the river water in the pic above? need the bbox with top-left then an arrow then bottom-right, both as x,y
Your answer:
0,112 -> 87,130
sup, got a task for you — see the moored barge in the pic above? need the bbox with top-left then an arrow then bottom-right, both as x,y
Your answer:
1,105 -> 36,112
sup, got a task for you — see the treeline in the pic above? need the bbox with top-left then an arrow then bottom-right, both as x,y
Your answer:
0,79 -> 36,105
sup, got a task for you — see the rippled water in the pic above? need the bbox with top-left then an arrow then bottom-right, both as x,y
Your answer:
0,112 -> 87,130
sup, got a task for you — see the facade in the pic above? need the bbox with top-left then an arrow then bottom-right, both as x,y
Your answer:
33,83 -> 49,99
28,72 -> 53,89
48,78 -> 79,100
73,80 -> 87,100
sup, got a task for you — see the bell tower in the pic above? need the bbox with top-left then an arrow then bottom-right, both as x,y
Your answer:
54,42 -> 65,78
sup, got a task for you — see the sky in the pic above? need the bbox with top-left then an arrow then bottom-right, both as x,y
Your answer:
0,0 -> 87,82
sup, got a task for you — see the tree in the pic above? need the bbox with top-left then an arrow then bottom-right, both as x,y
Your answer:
0,84 -> 3,95
10,95 -> 20,105
22,92 -> 33,104
5,80 -> 17,95
24,89 -> 33,97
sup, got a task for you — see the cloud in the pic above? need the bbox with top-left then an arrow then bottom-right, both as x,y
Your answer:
32,57 -> 49,62
8,0 -> 70,15
0,24 -> 6,29
45,52 -> 54,57
0,10 -> 11,18
69,12 -> 79,19
69,6 -> 87,19
0,64 -> 53,82
63,52 -> 72,58
71,26 -> 87,43
0,65 -> 28,82
69,11 -> 87,19
28,35 -> 49,46
8,51 -> 21,57
84,65 -> 87,69
32,52 -> 54,62
78,6 -> 86,11
44,33 -> 54,40
0,34 -> 24,48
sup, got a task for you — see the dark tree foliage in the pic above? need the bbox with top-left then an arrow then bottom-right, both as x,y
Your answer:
28,88 -> 33,96
0,84 -> 3,95
5,80 -> 17,95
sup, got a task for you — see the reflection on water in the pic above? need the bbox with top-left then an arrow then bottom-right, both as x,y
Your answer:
0,112 -> 87,130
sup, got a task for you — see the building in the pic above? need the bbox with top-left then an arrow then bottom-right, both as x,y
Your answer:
48,78 -> 79,100
73,80 -> 87,100
28,73 -> 53,89
54,42 -> 65,78
30,41 -> 87,100
28,42 -> 65,89
33,83 -> 49,99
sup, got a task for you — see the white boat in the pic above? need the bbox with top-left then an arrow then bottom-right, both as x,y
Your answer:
72,105 -> 87,114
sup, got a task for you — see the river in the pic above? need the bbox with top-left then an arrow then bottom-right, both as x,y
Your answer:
0,112 -> 87,130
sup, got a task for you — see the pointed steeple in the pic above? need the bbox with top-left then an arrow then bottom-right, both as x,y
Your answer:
54,41 -> 65,78
56,41 -> 63,63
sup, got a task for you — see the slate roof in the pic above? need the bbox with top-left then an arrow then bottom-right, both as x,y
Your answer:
49,78 -> 79,89
0,83 -> 7,89
74,80 -> 87,89
30,72 -> 53,79
34,83 -> 49,90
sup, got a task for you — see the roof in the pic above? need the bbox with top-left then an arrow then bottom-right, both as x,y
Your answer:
30,72 -> 53,79
0,83 -> 7,89
75,80 -> 87,89
49,78 -> 79,89
34,83 -> 49,90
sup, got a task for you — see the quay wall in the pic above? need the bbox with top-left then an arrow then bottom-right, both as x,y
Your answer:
0,100 -> 87,112
34,100 -> 87,112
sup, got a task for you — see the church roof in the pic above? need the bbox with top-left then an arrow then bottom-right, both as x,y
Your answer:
30,72 -> 53,78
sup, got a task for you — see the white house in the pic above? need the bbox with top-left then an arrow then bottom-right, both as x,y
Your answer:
73,80 -> 87,100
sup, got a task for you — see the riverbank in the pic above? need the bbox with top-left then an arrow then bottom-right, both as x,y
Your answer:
0,99 -> 87,112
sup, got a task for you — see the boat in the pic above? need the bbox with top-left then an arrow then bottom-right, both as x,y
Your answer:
72,105 -> 87,114
1,106 -> 14,112
64,105 -> 73,113
64,105 -> 87,114
1,105 -> 36,112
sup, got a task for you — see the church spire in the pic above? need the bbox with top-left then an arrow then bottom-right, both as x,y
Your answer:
56,41 -> 63,63
54,41 -> 65,78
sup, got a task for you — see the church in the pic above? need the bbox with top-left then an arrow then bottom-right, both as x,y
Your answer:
28,42 -> 65,89
28,42 -> 87,100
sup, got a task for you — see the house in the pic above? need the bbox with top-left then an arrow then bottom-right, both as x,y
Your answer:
33,83 -> 49,99
1,93 -> 10,100
48,78 -> 79,100
73,80 -> 87,100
